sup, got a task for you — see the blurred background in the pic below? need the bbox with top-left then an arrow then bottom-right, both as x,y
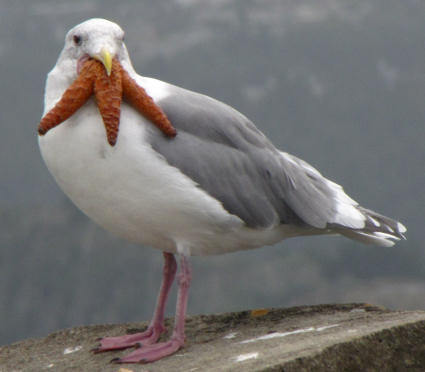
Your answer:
1,0 -> 424,346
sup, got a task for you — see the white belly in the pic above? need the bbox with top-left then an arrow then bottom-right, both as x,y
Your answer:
39,102 -> 297,255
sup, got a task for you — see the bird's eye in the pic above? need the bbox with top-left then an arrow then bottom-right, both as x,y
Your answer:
73,35 -> 82,46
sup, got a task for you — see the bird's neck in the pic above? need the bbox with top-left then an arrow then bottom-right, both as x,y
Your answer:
43,61 -> 78,115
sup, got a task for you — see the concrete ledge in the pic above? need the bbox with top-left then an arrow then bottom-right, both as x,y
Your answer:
1,303 -> 425,371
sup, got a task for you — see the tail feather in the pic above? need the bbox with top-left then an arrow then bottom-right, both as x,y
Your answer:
339,207 -> 406,247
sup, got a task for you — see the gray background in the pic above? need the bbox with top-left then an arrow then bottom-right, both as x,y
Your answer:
1,0 -> 424,346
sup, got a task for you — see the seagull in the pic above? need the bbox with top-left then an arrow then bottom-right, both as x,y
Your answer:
38,18 -> 406,364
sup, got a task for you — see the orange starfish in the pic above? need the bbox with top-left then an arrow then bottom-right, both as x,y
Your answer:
38,58 -> 177,146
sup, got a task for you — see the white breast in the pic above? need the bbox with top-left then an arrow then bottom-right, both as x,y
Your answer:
41,99 -> 288,255
39,66 -> 305,255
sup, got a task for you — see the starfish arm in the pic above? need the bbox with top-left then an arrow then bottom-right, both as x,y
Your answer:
38,61 -> 97,136
121,67 -> 177,138
94,59 -> 123,146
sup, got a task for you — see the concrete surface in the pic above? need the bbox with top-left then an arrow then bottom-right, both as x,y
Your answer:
1,303 -> 425,371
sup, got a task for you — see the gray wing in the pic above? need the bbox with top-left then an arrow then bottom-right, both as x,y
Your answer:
149,84 -> 337,229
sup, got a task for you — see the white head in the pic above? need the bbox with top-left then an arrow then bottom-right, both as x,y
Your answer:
54,18 -> 132,81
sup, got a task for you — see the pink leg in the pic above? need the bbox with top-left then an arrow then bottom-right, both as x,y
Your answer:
113,255 -> 192,364
93,252 -> 177,352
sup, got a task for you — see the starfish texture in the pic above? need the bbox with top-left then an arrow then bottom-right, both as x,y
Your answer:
38,58 -> 176,146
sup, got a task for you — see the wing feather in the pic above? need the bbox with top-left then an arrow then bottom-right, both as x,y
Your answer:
148,83 -> 344,229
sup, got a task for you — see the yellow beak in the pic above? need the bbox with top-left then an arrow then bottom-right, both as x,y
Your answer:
94,47 -> 112,76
